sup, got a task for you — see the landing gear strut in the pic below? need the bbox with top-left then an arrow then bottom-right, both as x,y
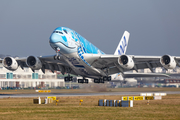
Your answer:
54,47 -> 61,60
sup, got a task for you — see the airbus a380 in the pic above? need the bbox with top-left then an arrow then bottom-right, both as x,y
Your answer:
1,27 -> 180,83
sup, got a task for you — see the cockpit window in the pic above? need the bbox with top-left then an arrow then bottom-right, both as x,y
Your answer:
53,31 -> 63,34
63,30 -> 67,34
59,31 -> 63,34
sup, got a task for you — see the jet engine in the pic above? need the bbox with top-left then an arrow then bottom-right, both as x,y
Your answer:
26,56 -> 42,70
2,57 -> 18,71
160,55 -> 176,69
118,55 -> 134,69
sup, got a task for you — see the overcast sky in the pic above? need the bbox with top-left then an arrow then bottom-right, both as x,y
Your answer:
0,0 -> 180,57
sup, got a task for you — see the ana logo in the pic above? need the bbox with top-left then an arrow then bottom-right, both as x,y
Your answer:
118,36 -> 127,55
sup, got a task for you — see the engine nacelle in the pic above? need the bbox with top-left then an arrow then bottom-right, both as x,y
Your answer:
2,57 -> 18,71
118,55 -> 134,69
160,55 -> 176,69
26,56 -> 42,70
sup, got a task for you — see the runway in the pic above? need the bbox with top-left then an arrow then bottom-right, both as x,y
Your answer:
1,91 -> 180,98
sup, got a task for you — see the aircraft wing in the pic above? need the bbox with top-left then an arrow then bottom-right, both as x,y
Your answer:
83,54 -> 180,75
0,55 -> 76,75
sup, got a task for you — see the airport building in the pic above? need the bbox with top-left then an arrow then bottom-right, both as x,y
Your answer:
133,67 -> 180,87
0,63 -> 65,89
1,61 -> 180,89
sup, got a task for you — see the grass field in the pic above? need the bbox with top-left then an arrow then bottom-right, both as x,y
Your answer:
1,87 -> 180,94
0,94 -> 180,120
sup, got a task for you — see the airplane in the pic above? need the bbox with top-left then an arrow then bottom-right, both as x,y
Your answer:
1,26 -> 180,84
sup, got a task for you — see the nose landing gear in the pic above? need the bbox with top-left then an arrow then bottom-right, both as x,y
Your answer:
54,47 -> 61,60
54,55 -> 60,60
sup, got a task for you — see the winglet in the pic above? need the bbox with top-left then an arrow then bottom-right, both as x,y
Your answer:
114,31 -> 130,55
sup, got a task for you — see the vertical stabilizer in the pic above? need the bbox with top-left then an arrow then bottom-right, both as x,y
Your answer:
114,31 -> 130,55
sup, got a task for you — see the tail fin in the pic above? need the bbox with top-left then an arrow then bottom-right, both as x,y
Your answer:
114,31 -> 130,55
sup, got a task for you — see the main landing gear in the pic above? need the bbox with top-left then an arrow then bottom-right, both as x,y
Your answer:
78,77 -> 88,84
94,76 -> 111,83
102,76 -> 111,81
64,75 -> 73,82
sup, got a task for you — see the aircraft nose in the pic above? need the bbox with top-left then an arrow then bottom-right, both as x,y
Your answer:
49,33 -> 60,43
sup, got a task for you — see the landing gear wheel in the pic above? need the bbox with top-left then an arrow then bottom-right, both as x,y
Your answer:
94,78 -> 105,83
94,79 -> 100,83
85,79 -> 88,83
70,76 -> 73,81
64,76 -> 73,82
78,79 -> 83,83
107,76 -> 111,81
103,76 -> 111,81
54,55 -> 57,60
100,79 -> 104,83
103,76 -> 107,81
64,77 -> 68,82
57,56 -> 60,60
54,55 -> 60,60
78,78 -> 88,84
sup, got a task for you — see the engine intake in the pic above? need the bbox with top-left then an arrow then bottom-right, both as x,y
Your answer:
160,55 -> 176,69
2,57 -> 18,71
26,56 -> 42,70
118,55 -> 134,69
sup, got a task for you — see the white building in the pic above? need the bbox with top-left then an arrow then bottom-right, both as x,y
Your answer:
0,63 -> 65,88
